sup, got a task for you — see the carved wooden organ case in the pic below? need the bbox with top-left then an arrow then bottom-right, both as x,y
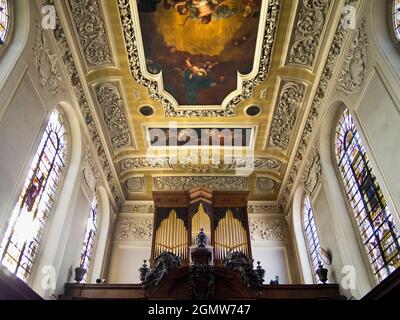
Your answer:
151,187 -> 251,266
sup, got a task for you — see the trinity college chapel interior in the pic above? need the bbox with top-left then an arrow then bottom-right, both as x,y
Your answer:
1,0 -> 400,300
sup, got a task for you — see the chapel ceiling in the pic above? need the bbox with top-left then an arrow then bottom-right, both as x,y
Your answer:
51,0 -> 350,210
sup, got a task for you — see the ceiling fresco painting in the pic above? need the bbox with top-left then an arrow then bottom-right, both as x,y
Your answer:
138,0 -> 262,106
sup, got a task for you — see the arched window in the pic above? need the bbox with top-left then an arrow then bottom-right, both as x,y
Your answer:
303,196 -> 321,283
0,0 -> 11,48
335,109 -> 400,283
0,109 -> 68,282
393,0 -> 400,41
80,197 -> 98,283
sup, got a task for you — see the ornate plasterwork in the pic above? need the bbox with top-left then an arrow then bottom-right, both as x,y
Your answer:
288,0 -> 331,67
82,145 -> 100,194
118,0 -> 280,117
256,177 -> 278,194
94,82 -> 133,151
33,25 -> 64,96
279,2 -> 357,208
337,19 -> 368,95
248,205 -> 282,214
269,82 -> 306,150
249,218 -> 288,241
67,0 -> 112,68
301,146 -> 322,195
125,176 -> 145,193
118,157 -> 283,173
153,176 -> 248,192
117,217 -> 153,240
50,8 -> 124,210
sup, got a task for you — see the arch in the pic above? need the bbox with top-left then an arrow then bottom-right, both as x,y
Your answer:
89,186 -> 111,283
334,108 -> 400,283
302,195 -> 321,283
318,100 -> 373,297
0,0 -> 29,87
0,108 -> 69,283
292,185 -> 314,284
370,0 -> 400,76
30,101 -> 83,297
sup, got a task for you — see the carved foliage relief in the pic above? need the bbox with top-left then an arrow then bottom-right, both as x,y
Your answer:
337,19 -> 368,95
94,82 -> 133,151
117,217 -> 153,240
33,26 -> 64,95
153,176 -> 248,192
67,0 -> 112,67
249,218 -> 288,241
288,0 -> 331,67
302,146 -> 322,195
269,82 -> 306,150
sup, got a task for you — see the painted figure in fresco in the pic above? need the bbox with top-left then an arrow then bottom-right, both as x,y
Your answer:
184,58 -> 218,79
241,0 -> 261,18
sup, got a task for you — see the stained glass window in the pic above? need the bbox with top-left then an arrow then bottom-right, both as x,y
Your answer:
80,197 -> 98,283
394,0 -> 400,41
0,0 -> 10,47
303,196 -> 321,283
335,109 -> 400,283
0,110 -> 68,282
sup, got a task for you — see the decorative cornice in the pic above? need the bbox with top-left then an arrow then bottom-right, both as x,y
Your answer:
249,217 -> 288,241
94,82 -> 134,151
49,4 -> 124,210
288,0 -> 331,67
337,19 -> 368,95
248,204 -> 282,214
301,146 -> 322,196
117,0 -> 281,117
66,0 -> 112,68
118,157 -> 283,174
153,176 -> 248,192
280,2 -> 357,209
269,81 -> 306,150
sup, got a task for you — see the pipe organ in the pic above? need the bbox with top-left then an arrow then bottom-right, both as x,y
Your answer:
152,188 -> 251,266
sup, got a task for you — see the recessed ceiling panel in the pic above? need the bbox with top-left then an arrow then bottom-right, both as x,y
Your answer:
138,0 -> 262,106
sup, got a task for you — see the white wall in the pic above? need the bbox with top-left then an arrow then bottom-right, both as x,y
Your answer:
0,0 -> 114,299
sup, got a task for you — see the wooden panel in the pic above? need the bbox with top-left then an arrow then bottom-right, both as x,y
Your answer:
213,191 -> 249,207
153,192 -> 190,207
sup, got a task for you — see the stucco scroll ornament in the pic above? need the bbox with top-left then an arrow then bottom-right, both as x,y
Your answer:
269,82 -> 306,150
337,19 -> 368,95
95,83 -> 132,151
33,24 -> 64,96
48,8 -> 124,209
249,218 -> 287,241
67,0 -> 112,67
288,0 -> 331,67
82,145 -> 101,194
301,146 -> 322,196
279,2 -> 358,208
118,217 -> 153,240
153,176 -> 248,192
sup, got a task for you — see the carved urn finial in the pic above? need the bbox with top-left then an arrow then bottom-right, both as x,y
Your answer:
139,259 -> 150,283
196,228 -> 208,249
255,261 -> 265,284
316,261 -> 328,284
